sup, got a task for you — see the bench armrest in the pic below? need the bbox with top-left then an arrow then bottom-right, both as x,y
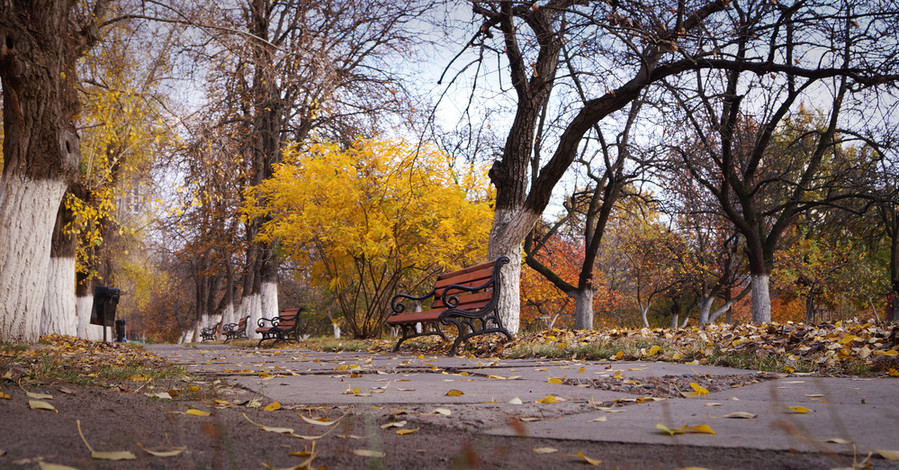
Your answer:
257,317 -> 280,328
390,290 -> 436,314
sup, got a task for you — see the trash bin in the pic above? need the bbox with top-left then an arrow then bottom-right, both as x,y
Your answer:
115,319 -> 126,342
90,286 -> 121,328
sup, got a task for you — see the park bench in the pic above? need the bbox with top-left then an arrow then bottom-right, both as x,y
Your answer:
200,319 -> 221,341
387,256 -> 513,355
222,315 -> 250,341
255,307 -> 303,347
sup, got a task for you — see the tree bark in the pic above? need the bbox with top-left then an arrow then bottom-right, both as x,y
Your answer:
0,0 -> 105,342
41,197 -> 78,336
571,288 -> 594,330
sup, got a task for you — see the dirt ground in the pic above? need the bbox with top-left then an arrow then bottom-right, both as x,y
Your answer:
0,381 -> 885,470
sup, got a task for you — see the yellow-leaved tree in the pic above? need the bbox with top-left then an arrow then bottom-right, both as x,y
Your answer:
244,139 -> 494,338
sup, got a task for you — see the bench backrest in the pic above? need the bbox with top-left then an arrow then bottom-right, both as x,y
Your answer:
432,259 -> 500,312
237,316 -> 249,328
277,308 -> 300,328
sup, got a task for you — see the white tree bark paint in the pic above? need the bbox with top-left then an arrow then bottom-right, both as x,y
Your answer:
572,289 -> 594,330
244,293 -> 263,339
487,208 -> 541,335
750,274 -> 772,323
221,302 -> 235,326
76,295 -> 92,339
0,178 -> 67,342
259,280 -> 279,324
41,256 -> 77,336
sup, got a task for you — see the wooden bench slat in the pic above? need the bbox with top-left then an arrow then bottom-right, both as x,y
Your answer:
385,309 -> 442,325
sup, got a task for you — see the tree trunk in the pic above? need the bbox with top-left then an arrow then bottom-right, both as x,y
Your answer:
571,289 -> 594,330
750,274 -> 772,323
488,207 -> 538,335
41,198 -> 78,336
0,1 -> 100,342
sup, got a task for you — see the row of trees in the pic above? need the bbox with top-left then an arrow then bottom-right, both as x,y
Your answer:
2,0 -> 898,343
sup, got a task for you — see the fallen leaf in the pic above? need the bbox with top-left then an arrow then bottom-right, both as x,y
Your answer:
76,420 -> 136,461
429,408 -> 452,415
547,377 -> 563,384
446,389 -> 464,397
786,406 -> 811,414
682,424 -> 716,434
352,449 -> 385,458
520,417 -> 541,422
704,402 -> 722,407
655,423 -> 684,435
152,392 -> 173,400
185,408 -> 211,416
243,413 -> 295,434
576,451 -> 602,465
264,401 -> 281,412
533,447 -> 558,454
536,395 -> 560,404
647,345 -> 662,355
137,442 -> 187,457
380,421 -> 406,429
29,400 -> 58,413
682,382 -> 710,397
588,416 -> 607,422
0,392 -> 10,400
300,415 -> 337,426
38,463 -> 80,470
247,398 -> 262,408
396,428 -> 419,435
825,438 -> 853,444
508,397 -> 523,405
718,412 -> 758,419
26,391 -> 54,400
876,449 -> 899,460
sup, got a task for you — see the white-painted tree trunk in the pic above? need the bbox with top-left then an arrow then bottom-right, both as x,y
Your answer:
640,305 -> 650,328
41,256 -> 77,336
750,274 -> 772,323
488,208 -> 541,335
221,302 -> 235,326
259,280 -> 279,323
76,295 -> 92,339
0,178 -> 67,342
572,289 -> 594,330
244,293 -> 263,339
697,296 -> 715,325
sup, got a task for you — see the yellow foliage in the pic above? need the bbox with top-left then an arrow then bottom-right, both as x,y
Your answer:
244,138 -> 493,337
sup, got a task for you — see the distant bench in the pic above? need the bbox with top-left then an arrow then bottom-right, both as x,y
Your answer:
223,315 -> 249,342
255,307 -> 303,347
200,319 -> 222,341
387,257 -> 513,355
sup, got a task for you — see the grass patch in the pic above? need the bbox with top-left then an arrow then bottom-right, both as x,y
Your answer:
707,350 -> 817,373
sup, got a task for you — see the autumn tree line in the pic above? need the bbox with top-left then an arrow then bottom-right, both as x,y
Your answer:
1,0 -> 898,343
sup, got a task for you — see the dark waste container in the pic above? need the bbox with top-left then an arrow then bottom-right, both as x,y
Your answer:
115,319 -> 126,342
90,286 -> 121,327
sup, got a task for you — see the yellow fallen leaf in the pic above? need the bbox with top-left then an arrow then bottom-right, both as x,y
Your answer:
647,345 -> 662,355
547,377 -> 563,384
576,451 -> 602,466
682,424 -> 716,434
187,385 -> 200,391
487,374 -> 507,379
459,371 -> 470,376
76,420 -> 136,461
185,409 -> 211,416
353,449 -> 385,458
26,391 -> 54,400
786,406 -> 811,414
508,397 -> 523,405
396,428 -> 419,435
289,441 -> 316,457
876,449 -> 899,460
264,401 -> 281,411
29,400 -> 58,413
881,349 -> 898,357
300,415 -> 337,426
533,447 -> 558,454
655,423 -> 684,435
429,408 -> 452,415
247,398 -> 262,408
887,368 -> 899,377
137,442 -> 187,457
0,391 -> 11,400
578,367 -> 586,373
536,395 -> 559,404
682,382 -> 710,397
446,389 -> 464,396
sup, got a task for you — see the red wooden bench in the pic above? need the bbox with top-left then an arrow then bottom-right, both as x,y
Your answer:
387,257 -> 512,355
200,319 -> 222,341
255,308 -> 303,347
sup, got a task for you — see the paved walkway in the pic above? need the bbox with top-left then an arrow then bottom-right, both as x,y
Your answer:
148,344 -> 899,458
